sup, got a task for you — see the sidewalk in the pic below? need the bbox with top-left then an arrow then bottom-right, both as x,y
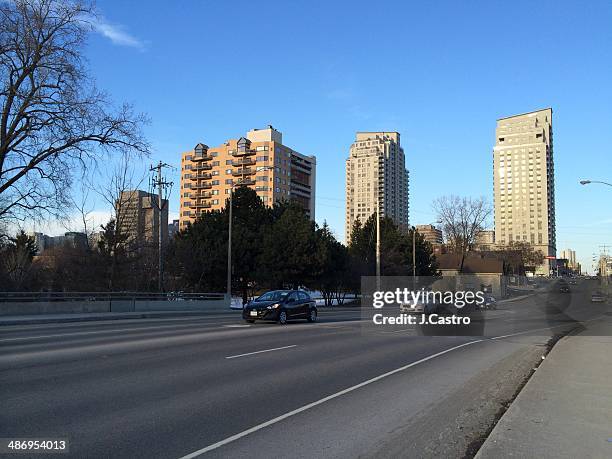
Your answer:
0,308 -> 238,326
477,316 -> 612,458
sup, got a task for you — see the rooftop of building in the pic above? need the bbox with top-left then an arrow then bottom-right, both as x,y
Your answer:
437,253 -> 504,274
497,107 -> 553,121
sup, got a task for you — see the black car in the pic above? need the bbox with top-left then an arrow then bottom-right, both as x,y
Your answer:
559,285 -> 570,293
242,290 -> 317,324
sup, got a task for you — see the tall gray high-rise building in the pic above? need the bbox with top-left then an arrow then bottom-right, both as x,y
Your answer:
493,108 -> 556,275
116,190 -> 169,249
345,132 -> 409,241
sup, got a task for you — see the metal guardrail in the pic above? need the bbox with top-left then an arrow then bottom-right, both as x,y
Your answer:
0,292 -> 225,303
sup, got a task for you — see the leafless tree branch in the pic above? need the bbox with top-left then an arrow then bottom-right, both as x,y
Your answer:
0,0 -> 150,224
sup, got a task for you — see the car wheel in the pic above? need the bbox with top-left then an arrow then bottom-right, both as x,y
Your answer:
307,309 -> 317,323
278,310 -> 288,325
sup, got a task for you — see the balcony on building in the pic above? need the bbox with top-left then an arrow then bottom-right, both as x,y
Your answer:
232,137 -> 255,157
192,182 -> 212,190
189,173 -> 212,181
190,201 -> 212,209
192,143 -> 213,161
232,168 -> 254,176
236,178 -> 255,186
193,191 -> 212,199
233,157 -> 256,166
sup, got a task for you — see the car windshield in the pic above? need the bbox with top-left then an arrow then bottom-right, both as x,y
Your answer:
255,291 -> 290,302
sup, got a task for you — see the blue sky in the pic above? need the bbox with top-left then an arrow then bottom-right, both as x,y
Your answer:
46,0 -> 612,273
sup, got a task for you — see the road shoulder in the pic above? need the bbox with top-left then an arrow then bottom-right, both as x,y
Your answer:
476,319 -> 612,459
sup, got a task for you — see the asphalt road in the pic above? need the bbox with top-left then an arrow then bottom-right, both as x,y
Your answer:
1,280 -> 608,458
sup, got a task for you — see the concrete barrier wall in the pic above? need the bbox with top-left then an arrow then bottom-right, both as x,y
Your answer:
0,296 -> 229,316
0,301 -> 111,316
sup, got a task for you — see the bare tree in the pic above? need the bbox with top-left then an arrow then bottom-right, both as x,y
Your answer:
61,180 -> 95,248
495,240 -> 544,275
0,0 -> 149,224
433,195 -> 492,272
93,157 -> 147,290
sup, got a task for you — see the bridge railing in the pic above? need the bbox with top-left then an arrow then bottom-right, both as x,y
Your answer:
0,291 -> 225,303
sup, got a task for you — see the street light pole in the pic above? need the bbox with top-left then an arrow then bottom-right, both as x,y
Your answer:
412,226 -> 416,277
226,189 -> 233,306
376,203 -> 381,291
580,179 -> 612,188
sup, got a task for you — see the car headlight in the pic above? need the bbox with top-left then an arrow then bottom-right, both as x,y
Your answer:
267,303 -> 280,309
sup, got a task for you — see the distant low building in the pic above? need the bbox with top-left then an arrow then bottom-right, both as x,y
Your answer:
29,231 -> 88,255
168,219 -> 179,238
474,230 -> 495,251
598,255 -> 611,278
415,224 -> 443,244
556,258 -> 571,276
437,252 -> 507,298
415,224 -> 443,256
90,231 -> 104,251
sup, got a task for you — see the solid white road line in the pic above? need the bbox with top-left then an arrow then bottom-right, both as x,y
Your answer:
180,339 -> 484,458
224,345 -> 298,360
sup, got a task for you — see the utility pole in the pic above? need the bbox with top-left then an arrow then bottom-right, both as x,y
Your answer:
600,245 -> 611,278
149,161 -> 173,292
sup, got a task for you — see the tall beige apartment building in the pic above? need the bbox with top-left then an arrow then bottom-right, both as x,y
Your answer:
345,132 -> 409,241
179,126 -> 316,229
493,108 -> 556,275
116,190 -> 169,248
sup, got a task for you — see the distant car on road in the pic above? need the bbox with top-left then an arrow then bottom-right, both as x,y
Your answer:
400,298 -> 426,314
591,291 -> 605,303
559,285 -> 571,293
242,290 -> 317,324
483,294 -> 497,310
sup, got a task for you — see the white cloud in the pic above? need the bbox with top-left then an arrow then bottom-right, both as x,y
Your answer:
91,16 -> 146,50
